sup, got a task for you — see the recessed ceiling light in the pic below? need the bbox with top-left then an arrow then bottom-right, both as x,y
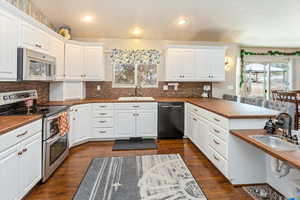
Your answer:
82,15 -> 93,23
177,17 -> 189,25
131,27 -> 143,36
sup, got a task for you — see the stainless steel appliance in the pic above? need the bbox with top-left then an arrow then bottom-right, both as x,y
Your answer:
0,90 -> 69,182
17,48 -> 56,81
158,102 -> 184,139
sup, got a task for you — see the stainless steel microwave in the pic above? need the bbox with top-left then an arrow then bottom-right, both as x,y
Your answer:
17,48 -> 56,81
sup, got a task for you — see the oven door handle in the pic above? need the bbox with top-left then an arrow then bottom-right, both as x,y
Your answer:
47,134 -> 62,145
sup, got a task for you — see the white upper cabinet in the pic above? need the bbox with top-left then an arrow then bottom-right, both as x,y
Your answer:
65,43 -> 105,81
0,9 -> 19,81
165,46 -> 226,82
65,43 -> 84,80
195,48 -> 226,81
49,37 -> 65,80
21,22 -> 50,53
84,46 -> 105,81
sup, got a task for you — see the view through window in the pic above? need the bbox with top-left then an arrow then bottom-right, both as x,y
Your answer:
244,62 -> 291,99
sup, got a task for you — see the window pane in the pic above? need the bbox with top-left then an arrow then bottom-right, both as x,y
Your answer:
270,63 -> 290,92
244,63 -> 267,98
137,64 -> 158,87
114,64 -> 135,86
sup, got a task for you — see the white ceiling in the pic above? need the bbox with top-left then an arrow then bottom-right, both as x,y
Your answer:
33,0 -> 300,47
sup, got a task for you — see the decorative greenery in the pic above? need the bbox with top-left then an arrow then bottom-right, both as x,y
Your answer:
239,49 -> 300,88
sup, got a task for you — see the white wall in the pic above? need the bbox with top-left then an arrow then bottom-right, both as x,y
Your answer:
75,37 -> 240,97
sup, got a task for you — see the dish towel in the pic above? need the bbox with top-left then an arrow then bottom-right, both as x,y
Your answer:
58,112 -> 69,136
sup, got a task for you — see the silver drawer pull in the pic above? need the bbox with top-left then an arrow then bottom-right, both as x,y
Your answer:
99,120 -> 107,123
17,131 -> 28,138
17,151 -> 23,156
99,113 -> 107,115
213,154 -> 220,161
22,148 -> 28,153
214,118 -> 220,122
99,106 -> 107,108
213,129 -> 220,133
193,118 -> 197,121
213,139 -> 220,145
35,44 -> 42,48
194,109 -> 198,112
99,131 -> 106,133
133,106 -> 140,108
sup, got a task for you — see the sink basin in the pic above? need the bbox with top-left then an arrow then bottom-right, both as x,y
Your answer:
118,97 -> 155,101
250,135 -> 299,151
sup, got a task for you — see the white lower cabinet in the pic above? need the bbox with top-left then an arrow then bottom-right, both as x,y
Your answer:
69,104 -> 91,146
114,103 -> 158,138
0,120 -> 42,200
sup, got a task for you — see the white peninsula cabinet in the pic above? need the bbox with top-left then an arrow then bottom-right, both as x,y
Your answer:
186,103 -> 271,185
0,8 -> 19,81
165,46 -> 226,82
0,119 -> 42,200
65,42 -> 105,81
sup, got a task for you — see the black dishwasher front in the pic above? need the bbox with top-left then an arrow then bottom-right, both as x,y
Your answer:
158,102 -> 184,139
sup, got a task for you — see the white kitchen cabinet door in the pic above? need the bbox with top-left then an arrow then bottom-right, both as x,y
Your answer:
49,37 -> 65,80
165,49 -> 184,81
210,49 -> 226,81
71,105 -> 91,143
65,44 -> 84,80
20,133 -> 42,197
114,110 -> 136,138
182,49 -> 196,80
0,143 -> 21,200
193,116 -> 210,156
195,48 -> 225,82
69,108 -> 77,147
136,110 -> 157,137
0,9 -> 19,81
21,22 -> 50,52
84,46 -> 105,81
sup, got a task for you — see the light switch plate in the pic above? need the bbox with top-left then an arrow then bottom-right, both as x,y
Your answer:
97,85 -> 101,91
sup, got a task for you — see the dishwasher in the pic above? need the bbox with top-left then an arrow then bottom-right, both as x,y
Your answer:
158,102 -> 184,139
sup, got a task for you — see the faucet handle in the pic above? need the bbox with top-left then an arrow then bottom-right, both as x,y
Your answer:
292,135 -> 299,145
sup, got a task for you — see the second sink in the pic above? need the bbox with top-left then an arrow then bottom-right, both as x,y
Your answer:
250,135 -> 298,151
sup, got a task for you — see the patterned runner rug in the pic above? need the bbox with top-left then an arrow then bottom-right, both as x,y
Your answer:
73,154 -> 207,200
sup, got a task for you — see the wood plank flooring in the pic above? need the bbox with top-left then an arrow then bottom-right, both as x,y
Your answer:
25,139 -> 253,200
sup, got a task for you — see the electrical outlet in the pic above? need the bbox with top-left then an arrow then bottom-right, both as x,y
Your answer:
96,85 -> 101,91
163,85 -> 168,91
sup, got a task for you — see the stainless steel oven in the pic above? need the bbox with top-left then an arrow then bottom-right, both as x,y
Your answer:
17,48 -> 56,81
42,112 -> 69,182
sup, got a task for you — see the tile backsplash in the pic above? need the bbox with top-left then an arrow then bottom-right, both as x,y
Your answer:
86,82 -> 212,99
0,82 -> 49,104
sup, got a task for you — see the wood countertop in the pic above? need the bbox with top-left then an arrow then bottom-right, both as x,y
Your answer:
0,115 -> 42,135
230,129 -> 300,170
187,98 -> 278,119
43,97 -> 278,119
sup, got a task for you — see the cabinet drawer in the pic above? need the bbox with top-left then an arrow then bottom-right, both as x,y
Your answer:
92,110 -> 113,118
209,133 -> 227,159
0,119 -> 42,153
208,146 -> 227,177
93,128 -> 114,138
207,112 -> 229,130
92,118 -> 113,128
209,124 -> 228,142
115,103 -> 157,110
92,103 -> 114,110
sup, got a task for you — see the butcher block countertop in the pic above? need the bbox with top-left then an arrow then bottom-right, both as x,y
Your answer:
0,115 -> 42,135
43,97 -> 278,119
230,129 -> 300,170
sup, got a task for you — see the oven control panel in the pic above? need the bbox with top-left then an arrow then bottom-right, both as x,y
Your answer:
0,90 -> 38,105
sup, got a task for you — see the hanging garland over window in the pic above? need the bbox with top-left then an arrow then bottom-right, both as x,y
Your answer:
239,49 -> 300,87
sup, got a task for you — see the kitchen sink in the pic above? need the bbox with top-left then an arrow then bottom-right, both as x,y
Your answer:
250,135 -> 299,151
118,97 -> 155,101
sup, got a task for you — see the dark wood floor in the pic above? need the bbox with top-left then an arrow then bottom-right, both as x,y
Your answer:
25,139 -> 253,200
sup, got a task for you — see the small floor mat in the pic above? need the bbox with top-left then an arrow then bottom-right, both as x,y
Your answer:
112,139 -> 157,151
